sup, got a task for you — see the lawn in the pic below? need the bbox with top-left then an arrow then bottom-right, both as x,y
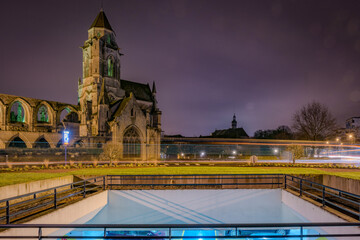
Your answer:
0,166 -> 359,187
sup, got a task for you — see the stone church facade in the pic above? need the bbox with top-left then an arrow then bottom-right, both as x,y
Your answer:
0,10 -> 162,160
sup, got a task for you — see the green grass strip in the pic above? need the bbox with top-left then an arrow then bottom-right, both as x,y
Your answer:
0,167 -> 359,187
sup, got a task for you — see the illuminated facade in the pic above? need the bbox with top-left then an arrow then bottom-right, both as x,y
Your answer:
0,10 -> 162,160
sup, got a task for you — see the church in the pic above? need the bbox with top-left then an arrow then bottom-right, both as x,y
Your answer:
0,10 -> 162,160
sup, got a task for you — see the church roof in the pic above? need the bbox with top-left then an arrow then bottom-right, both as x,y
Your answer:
89,10 -> 114,32
211,128 -> 249,139
120,79 -> 153,102
110,93 -> 132,120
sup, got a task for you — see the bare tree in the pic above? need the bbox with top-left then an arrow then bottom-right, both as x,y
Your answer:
292,102 -> 337,141
100,142 -> 122,165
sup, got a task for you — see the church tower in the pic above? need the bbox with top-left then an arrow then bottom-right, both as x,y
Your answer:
231,114 -> 237,129
78,9 -> 125,138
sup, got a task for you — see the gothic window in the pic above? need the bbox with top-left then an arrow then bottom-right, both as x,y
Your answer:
131,108 -> 134,117
37,105 -> 49,123
8,136 -> 26,148
10,101 -> 25,123
123,127 -> 141,158
107,57 -> 114,77
33,137 -> 50,148
60,108 -> 79,123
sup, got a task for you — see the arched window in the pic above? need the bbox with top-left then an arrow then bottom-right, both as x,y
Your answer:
34,137 -> 50,148
123,127 -> 141,158
8,137 -> 27,148
37,105 -> 49,123
10,101 -> 25,123
59,108 -> 78,123
107,57 -> 114,77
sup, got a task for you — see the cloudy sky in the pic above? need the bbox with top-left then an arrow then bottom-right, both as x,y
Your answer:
1,0 -> 360,136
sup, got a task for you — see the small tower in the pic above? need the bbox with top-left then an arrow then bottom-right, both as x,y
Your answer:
231,114 -> 237,129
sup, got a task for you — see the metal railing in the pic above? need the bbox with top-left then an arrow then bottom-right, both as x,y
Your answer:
0,222 -> 360,239
106,174 -> 283,189
284,175 -> 360,220
0,176 -> 105,224
1,174 -> 360,225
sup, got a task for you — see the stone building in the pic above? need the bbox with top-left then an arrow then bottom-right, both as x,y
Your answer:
0,10 -> 162,160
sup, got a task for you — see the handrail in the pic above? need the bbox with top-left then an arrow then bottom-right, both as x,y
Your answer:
1,223 -> 360,239
1,222 -> 360,228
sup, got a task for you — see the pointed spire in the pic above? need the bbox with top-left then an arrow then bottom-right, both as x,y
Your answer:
99,79 -> 110,105
152,81 -> 157,94
89,9 -> 114,32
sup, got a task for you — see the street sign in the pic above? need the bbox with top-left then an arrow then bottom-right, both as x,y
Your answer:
63,131 -> 70,145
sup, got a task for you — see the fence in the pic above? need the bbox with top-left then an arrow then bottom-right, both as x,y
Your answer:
0,176 -> 105,224
0,222 -> 360,239
2,138 -> 360,164
284,175 -> 360,220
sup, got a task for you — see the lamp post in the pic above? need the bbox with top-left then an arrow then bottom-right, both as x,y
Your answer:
63,130 -> 70,165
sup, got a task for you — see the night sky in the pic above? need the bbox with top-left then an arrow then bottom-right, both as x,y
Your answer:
1,0 -> 360,137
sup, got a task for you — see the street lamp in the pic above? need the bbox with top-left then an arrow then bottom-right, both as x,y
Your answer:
63,130 -> 70,165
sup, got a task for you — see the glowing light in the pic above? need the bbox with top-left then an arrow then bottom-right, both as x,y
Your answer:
274,149 -> 278,153
336,138 -> 340,142
232,150 -> 237,155
181,153 -> 184,157
63,131 -> 70,145
200,151 -> 205,157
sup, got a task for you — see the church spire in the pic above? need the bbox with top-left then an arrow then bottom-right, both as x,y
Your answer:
231,114 -> 237,129
89,9 -> 114,32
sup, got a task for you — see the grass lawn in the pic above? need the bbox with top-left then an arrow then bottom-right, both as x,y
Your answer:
0,166 -> 359,187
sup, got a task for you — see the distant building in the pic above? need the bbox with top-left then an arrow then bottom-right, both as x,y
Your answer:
210,114 -> 249,138
346,117 -> 360,129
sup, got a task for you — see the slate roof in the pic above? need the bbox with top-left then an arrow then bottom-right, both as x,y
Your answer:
89,10 -> 114,32
120,79 -> 153,102
110,93 -> 132,120
211,128 -> 249,139
0,93 -> 78,110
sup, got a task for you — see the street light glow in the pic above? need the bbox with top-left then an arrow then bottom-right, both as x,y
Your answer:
274,149 -> 278,153
232,150 -> 237,155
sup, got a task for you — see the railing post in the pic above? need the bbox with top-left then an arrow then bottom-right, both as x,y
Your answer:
169,227 -> 171,240
110,176 -> 112,190
299,179 -> 303,196
103,176 -> 106,190
38,227 -> 42,240
83,181 -> 86,198
6,200 -> 10,224
284,175 -> 287,189
300,226 -> 303,240
104,227 -> 107,238
322,186 -> 325,206
54,189 -> 57,209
